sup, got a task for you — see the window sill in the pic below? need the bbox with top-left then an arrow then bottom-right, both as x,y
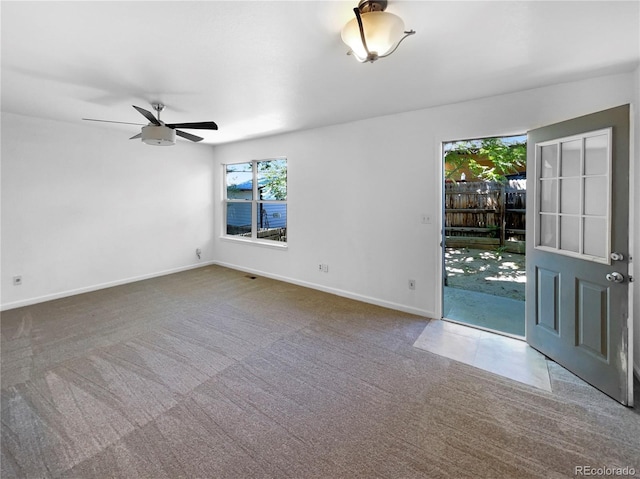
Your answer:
220,236 -> 288,250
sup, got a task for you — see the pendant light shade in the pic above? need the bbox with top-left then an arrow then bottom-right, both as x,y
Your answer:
341,12 -> 405,60
341,1 -> 415,63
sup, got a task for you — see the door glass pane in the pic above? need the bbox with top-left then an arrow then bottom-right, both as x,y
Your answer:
540,179 -> 557,213
583,217 -> 607,258
540,144 -> 558,178
540,214 -> 556,248
584,177 -> 607,216
226,202 -> 252,237
535,129 -> 611,262
585,135 -> 608,176
560,178 -> 580,214
560,139 -> 581,177
560,216 -> 579,252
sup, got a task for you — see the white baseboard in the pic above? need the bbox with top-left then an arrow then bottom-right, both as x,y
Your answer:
0,261 -> 217,311
214,261 -> 435,319
2,260 -> 434,320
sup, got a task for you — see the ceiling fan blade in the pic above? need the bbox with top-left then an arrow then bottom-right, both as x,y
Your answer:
129,133 -> 142,140
83,118 -> 145,126
132,105 -> 160,125
175,130 -> 204,142
166,121 -> 218,130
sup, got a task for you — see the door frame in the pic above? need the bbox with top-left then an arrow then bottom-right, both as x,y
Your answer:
437,134 -> 527,338
436,112 -> 635,405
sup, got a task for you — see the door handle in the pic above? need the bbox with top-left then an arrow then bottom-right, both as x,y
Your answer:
606,272 -> 624,283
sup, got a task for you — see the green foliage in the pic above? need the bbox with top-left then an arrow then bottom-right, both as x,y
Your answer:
445,137 -> 526,183
258,159 -> 287,200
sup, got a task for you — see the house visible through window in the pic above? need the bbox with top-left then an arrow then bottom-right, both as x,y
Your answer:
224,158 -> 287,244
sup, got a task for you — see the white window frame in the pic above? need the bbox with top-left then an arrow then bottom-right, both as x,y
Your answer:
534,128 -> 612,264
222,158 -> 287,248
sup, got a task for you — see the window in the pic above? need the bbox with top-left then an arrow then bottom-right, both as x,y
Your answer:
534,128 -> 611,263
224,158 -> 287,244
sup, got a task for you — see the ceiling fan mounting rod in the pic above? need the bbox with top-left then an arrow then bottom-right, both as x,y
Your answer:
152,103 -> 165,121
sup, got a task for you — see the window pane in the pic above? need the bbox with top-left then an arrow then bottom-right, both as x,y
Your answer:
585,134 -> 608,176
584,176 -> 607,216
226,163 -> 253,200
560,216 -> 579,253
540,144 -> 558,178
539,214 -> 556,248
560,139 -> 581,177
539,179 -> 557,213
257,159 -> 287,200
257,203 -> 287,242
226,202 -> 252,237
584,217 -> 607,258
559,178 -> 580,214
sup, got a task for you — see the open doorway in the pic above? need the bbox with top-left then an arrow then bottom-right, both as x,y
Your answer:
442,135 -> 527,337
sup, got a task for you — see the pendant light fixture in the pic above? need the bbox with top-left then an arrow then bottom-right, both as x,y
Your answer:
341,0 -> 415,63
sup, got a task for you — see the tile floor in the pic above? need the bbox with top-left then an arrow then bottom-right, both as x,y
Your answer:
413,319 -> 552,392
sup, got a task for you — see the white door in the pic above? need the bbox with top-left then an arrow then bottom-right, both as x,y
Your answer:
526,105 -> 633,405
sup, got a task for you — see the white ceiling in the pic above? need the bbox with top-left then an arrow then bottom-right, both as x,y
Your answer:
2,1 -> 639,145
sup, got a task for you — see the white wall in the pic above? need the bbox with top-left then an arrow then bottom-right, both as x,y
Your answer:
213,73 -> 638,328
1,113 -> 215,309
214,115 -> 441,316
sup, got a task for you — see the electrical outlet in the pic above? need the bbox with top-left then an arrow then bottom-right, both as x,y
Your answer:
421,214 -> 432,224
196,248 -> 202,259
319,263 -> 323,271
408,279 -> 416,290
13,275 -> 22,286
323,264 -> 329,273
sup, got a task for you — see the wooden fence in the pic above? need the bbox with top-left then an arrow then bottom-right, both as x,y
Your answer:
444,179 -> 526,253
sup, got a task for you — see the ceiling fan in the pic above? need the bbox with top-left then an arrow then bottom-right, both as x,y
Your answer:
83,103 -> 218,145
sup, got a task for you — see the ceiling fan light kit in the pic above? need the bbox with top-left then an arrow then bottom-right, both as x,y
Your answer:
341,0 -> 415,63
141,125 -> 176,146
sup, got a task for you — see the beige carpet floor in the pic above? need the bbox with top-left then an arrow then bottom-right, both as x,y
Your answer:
2,265 -> 639,478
